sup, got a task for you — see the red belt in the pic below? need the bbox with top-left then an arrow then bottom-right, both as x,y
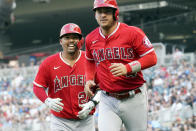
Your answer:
105,88 -> 141,100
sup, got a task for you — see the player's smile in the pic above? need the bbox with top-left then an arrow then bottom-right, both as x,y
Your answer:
67,42 -> 77,51
60,33 -> 80,54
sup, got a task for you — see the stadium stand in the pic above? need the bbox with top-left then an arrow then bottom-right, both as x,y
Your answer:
0,51 -> 195,131
0,0 -> 196,131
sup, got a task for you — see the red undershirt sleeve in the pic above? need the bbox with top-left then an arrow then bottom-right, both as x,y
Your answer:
85,58 -> 96,81
33,84 -> 48,103
139,51 -> 157,70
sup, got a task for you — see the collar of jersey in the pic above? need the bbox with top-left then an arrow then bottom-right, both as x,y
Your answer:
59,50 -> 81,66
99,22 -> 120,39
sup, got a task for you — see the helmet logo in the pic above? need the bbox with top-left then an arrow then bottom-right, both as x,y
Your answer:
95,0 -> 105,4
69,24 -> 75,32
60,23 -> 82,38
94,0 -> 117,8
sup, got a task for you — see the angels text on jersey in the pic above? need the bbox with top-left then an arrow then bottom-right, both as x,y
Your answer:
54,75 -> 85,93
93,47 -> 135,63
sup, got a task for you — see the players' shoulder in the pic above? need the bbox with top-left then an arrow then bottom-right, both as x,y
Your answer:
128,25 -> 145,35
41,53 -> 60,65
77,50 -> 86,61
120,23 -> 144,33
85,27 -> 99,41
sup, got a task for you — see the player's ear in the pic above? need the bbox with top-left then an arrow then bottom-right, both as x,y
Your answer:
95,12 -> 98,20
59,39 -> 63,45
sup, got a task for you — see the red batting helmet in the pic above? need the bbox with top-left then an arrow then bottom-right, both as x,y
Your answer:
60,23 -> 84,49
93,0 -> 119,20
60,23 -> 82,39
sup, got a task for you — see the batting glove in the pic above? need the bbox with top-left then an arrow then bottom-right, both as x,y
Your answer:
45,98 -> 64,112
77,90 -> 101,119
77,101 -> 95,119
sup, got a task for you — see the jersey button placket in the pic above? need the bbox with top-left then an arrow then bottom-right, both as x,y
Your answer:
105,39 -> 115,85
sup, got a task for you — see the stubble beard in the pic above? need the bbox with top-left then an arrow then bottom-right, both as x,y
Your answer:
100,20 -> 116,31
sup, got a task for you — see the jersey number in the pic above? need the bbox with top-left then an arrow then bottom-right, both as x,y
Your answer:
78,92 -> 88,107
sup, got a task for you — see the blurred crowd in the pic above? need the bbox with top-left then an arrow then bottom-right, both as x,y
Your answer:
0,65 -> 50,131
0,59 -> 195,131
144,61 -> 196,131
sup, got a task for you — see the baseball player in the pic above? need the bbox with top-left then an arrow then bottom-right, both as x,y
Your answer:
84,0 -> 157,131
33,23 -> 96,131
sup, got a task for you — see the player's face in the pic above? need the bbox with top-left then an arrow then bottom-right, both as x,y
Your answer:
60,34 -> 80,54
95,7 -> 115,29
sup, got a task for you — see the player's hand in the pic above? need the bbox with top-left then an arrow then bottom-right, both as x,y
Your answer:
77,101 -> 95,119
84,80 -> 96,97
109,63 -> 127,77
44,98 -> 64,112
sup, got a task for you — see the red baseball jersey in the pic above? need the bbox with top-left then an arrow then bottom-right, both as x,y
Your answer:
85,22 -> 154,93
33,51 -> 90,119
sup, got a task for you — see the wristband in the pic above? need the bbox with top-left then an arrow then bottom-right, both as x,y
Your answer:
127,61 -> 141,73
90,90 -> 101,106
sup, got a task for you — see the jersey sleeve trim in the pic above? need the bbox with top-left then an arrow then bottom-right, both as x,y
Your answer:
140,48 -> 154,57
33,81 -> 47,89
85,54 -> 94,60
